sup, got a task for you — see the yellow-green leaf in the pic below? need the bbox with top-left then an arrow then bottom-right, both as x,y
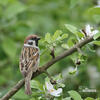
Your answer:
52,30 -> 62,41
65,24 -> 77,34
45,32 -> 51,43
85,97 -> 95,100
93,32 -> 100,40
68,90 -> 83,100
93,41 -> 100,46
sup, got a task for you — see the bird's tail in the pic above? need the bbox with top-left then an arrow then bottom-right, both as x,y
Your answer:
25,78 -> 32,95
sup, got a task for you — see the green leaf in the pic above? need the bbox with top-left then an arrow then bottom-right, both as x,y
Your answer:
68,90 -> 83,100
77,32 -> 84,38
45,32 -> 51,43
86,44 -> 95,53
31,80 -> 43,91
4,2 -> 27,19
65,24 -> 78,34
60,34 -> 68,40
67,38 -> 74,47
2,38 -> 17,59
53,73 -> 62,81
69,67 -> 77,75
63,97 -> 71,100
85,97 -> 95,100
87,7 -> 100,15
93,41 -> 100,46
45,77 -> 50,82
54,98 -> 63,100
58,83 -> 65,88
61,44 -> 69,49
93,32 -> 100,40
14,89 -> 29,99
52,30 -> 62,41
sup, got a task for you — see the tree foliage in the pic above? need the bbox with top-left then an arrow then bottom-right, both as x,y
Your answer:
0,0 -> 100,100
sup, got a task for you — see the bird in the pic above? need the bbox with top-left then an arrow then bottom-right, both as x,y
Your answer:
19,35 -> 40,95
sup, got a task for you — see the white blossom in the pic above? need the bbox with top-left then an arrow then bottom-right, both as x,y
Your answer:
46,82 -> 62,97
81,24 -> 99,37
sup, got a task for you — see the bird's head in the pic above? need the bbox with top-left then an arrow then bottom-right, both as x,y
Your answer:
24,35 -> 41,47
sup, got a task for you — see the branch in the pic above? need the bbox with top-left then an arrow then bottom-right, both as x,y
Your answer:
1,36 -> 94,100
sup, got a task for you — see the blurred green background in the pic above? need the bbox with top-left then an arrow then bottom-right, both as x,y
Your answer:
0,0 -> 100,99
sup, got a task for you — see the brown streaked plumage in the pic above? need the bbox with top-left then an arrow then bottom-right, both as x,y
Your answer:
19,35 -> 40,95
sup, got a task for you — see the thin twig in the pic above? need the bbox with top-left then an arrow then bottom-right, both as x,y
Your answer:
50,48 -> 55,59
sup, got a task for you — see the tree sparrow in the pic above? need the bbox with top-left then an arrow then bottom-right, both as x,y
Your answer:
19,35 -> 40,95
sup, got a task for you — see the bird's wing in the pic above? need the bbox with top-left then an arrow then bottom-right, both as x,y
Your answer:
19,46 -> 39,77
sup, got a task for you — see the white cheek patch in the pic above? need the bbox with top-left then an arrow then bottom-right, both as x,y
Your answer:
28,40 -> 33,42
24,42 -> 39,49
32,41 -> 36,46
24,44 -> 31,47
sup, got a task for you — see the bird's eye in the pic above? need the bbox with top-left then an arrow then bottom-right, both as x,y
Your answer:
28,42 -> 33,45
31,38 -> 34,40
31,37 -> 36,40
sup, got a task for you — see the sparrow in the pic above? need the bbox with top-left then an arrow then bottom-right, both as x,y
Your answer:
19,35 -> 40,95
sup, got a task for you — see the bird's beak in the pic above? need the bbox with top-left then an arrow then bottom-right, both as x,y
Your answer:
37,37 -> 41,40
